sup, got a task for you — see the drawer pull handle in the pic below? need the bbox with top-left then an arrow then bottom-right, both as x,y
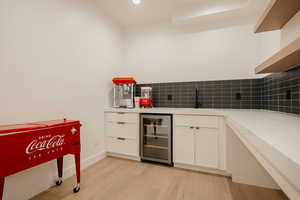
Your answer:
117,122 -> 126,125
117,137 -> 126,141
195,127 -> 200,130
190,126 -> 194,129
117,112 -> 125,114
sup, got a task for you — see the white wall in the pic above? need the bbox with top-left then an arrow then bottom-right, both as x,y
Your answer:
0,0 -> 123,199
281,11 -> 300,47
122,24 -> 280,84
0,1 -> 285,199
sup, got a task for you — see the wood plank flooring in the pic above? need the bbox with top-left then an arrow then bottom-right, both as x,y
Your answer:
31,157 -> 288,200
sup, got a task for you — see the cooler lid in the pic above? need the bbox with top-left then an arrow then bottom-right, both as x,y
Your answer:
112,77 -> 136,84
0,120 -> 80,134
29,120 -> 80,127
0,123 -> 46,134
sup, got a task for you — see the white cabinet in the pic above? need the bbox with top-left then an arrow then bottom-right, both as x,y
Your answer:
105,112 -> 138,124
195,128 -> 219,168
106,137 -> 138,156
106,122 -> 137,139
105,112 -> 139,159
174,115 -> 225,170
174,115 -> 219,128
174,126 -> 194,165
104,111 -> 225,168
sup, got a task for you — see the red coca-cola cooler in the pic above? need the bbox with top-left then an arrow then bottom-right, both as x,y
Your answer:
0,119 -> 82,200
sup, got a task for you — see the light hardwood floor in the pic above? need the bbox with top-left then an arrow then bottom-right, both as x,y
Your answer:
31,157 -> 288,200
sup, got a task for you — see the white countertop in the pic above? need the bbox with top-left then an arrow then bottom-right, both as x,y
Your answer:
224,110 -> 300,165
105,107 -> 300,198
105,107 -> 227,115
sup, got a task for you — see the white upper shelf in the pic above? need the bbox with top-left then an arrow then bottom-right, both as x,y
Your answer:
254,0 -> 300,33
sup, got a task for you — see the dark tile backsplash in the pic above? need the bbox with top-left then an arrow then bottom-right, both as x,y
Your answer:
261,67 -> 300,115
136,67 -> 300,115
136,79 -> 262,109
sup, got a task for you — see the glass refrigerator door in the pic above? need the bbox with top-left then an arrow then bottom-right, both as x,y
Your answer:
140,114 -> 172,164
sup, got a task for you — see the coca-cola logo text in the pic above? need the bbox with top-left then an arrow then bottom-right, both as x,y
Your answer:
25,135 -> 65,154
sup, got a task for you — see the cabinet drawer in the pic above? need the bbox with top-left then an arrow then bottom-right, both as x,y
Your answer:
105,112 -> 138,124
106,137 -> 138,156
174,115 -> 219,128
106,122 -> 138,139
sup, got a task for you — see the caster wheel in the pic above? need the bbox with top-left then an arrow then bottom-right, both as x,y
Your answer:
73,184 -> 80,193
56,179 -> 63,186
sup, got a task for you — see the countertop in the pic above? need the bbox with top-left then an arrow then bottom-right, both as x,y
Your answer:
105,107 -> 227,115
105,107 -> 300,198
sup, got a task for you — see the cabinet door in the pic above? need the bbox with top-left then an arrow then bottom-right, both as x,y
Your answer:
195,128 -> 219,169
174,126 -> 194,165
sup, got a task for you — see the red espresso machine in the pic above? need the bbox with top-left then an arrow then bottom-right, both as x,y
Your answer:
0,119 -> 82,200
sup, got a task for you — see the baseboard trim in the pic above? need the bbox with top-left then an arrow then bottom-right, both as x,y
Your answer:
63,150 -> 106,180
174,163 -> 231,177
82,150 -> 107,169
106,152 -> 140,161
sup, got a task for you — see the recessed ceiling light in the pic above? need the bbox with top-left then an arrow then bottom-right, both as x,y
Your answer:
132,0 -> 141,6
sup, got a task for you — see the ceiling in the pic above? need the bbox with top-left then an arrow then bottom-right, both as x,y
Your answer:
96,0 -> 269,30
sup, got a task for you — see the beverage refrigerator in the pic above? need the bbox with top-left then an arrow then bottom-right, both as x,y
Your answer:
140,114 -> 173,165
